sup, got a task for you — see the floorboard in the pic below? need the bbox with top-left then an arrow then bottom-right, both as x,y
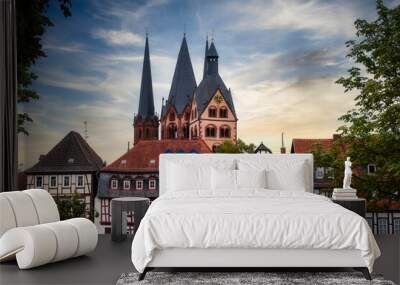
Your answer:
0,235 -> 398,285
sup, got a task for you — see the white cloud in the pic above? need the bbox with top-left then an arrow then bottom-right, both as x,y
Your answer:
92,29 -> 144,46
223,0 -> 357,38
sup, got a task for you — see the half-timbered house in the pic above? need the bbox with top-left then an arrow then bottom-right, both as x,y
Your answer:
25,131 -> 104,216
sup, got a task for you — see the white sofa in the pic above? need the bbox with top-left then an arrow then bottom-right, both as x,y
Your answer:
0,189 -> 98,269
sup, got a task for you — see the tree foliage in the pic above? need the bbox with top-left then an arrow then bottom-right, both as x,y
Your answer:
56,194 -> 86,220
215,139 -> 256,153
335,0 -> 400,203
17,0 -> 72,135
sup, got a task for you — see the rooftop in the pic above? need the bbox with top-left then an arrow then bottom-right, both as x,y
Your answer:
25,131 -> 104,174
102,139 -> 211,173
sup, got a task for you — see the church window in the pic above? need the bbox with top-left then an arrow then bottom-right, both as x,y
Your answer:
167,123 -> 178,139
169,112 -> 175,121
219,107 -> 228,118
185,112 -> 190,121
138,129 -> 142,139
145,128 -> 149,138
194,126 -> 198,138
208,106 -> 217,118
219,126 -> 231,138
183,124 -> 189,139
205,125 -> 216,137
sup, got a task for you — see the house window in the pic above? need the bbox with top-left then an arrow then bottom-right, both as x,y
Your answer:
394,219 -> 400,235
149,179 -> 156,190
123,179 -> 131,190
378,218 -> 388,234
315,167 -> 324,179
77,175 -> 84,187
111,178 -> 118,190
367,164 -> 377,174
136,180 -> 143,190
49,176 -> 57,188
100,199 -> 111,225
325,167 -> 334,179
208,106 -> 217,118
63,176 -> 70,187
35,176 -> 43,188
219,126 -> 230,138
219,107 -> 228,118
205,125 -> 216,137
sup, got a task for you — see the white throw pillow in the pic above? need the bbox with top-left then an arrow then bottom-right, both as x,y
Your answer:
211,168 -> 237,191
236,169 -> 267,189
238,158 -> 308,191
167,163 -> 211,191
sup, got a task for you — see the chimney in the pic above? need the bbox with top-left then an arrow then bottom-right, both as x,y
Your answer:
280,132 -> 286,154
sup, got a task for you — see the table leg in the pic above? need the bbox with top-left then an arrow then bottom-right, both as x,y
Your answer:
111,202 -> 123,242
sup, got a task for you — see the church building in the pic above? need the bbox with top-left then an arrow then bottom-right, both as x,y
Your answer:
138,34 -> 238,151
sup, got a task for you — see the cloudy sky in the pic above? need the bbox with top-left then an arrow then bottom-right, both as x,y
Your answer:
18,0 -> 398,169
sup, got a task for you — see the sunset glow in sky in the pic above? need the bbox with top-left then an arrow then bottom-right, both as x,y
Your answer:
18,0 -> 399,169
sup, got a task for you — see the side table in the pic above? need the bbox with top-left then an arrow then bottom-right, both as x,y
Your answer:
111,197 -> 150,242
332,198 -> 366,218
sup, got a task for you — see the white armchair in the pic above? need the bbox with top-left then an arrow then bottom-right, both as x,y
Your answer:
0,189 -> 98,269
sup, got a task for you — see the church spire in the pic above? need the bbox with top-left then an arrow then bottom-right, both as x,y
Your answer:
137,34 -> 155,120
167,34 -> 197,115
202,36 -> 209,79
206,40 -> 219,75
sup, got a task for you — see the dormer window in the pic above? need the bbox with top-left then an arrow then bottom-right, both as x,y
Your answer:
136,180 -> 143,190
123,179 -> 131,190
149,179 -> 156,190
111,178 -> 118,190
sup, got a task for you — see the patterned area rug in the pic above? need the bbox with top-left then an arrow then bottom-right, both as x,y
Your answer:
116,272 -> 395,285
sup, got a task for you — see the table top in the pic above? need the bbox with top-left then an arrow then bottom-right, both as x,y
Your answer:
111,197 -> 149,202
332,197 -> 366,202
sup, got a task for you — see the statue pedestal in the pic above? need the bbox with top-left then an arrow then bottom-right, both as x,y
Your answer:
332,188 -> 358,200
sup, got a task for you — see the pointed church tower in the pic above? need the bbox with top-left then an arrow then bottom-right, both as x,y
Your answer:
202,36 -> 209,79
161,34 -> 197,140
134,35 -> 159,145
189,39 -> 238,151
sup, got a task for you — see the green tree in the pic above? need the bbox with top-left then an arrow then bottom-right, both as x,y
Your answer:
336,0 -> 400,203
56,194 -> 86,220
215,139 -> 256,153
17,0 -> 72,135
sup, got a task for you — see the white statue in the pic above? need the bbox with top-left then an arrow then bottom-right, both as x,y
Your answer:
343,157 -> 353,189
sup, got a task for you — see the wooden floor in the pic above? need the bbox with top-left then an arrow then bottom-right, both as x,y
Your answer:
0,235 -> 399,285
